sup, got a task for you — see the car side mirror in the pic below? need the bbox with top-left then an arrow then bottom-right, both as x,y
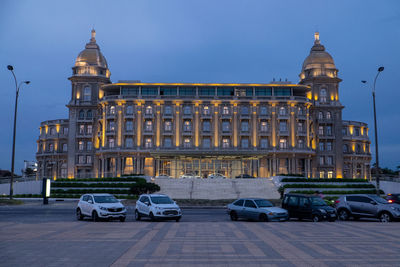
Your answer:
88,200 -> 93,204
145,202 -> 151,206
370,201 -> 377,205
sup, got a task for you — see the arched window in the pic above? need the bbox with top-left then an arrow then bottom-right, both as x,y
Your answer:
326,112 -> 331,119
145,106 -> 153,115
79,110 -> 85,119
109,106 -> 115,115
83,86 -> 91,101
318,112 -> 324,120
320,89 -> 327,103
87,110 -> 92,119
183,106 -> 191,115
164,106 -> 172,115
241,106 -> 249,115
279,107 -> 286,116
126,105 -> 133,115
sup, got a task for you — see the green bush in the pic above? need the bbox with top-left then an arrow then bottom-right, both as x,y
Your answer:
130,183 -> 160,195
281,178 -> 368,183
290,189 -> 384,195
278,174 -> 305,177
283,184 -> 375,189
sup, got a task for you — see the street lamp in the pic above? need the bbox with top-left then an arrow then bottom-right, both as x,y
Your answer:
362,66 -> 384,196
7,65 -> 30,200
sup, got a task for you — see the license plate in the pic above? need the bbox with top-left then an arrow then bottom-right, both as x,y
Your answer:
330,214 -> 336,217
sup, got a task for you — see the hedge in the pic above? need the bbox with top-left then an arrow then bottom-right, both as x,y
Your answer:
281,178 -> 368,183
55,177 -> 147,183
283,183 -> 375,189
290,189 -> 384,195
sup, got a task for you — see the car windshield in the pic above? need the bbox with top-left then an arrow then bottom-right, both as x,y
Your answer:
369,195 -> 388,204
310,197 -> 326,206
93,195 -> 119,203
150,196 -> 174,204
254,199 -> 274,208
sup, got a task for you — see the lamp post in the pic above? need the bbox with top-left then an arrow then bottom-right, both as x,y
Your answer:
362,66 -> 384,196
7,65 -> 30,200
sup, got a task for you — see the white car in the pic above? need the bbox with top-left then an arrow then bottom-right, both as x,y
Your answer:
179,173 -> 200,179
135,194 -> 182,222
156,174 -> 171,179
76,193 -> 126,222
209,173 -> 226,179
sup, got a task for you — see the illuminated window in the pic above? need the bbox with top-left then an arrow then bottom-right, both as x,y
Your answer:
241,121 -> 249,132
260,138 -> 268,148
145,138 -> 152,148
241,106 -> 249,115
86,156 -> 92,164
279,107 -> 286,116
78,156 -> 85,164
108,121 -> 115,131
260,106 -> 268,115
279,121 -> 287,132
298,139 -> 304,148
87,125 -> 92,134
319,156 -> 324,165
326,142 -> 332,151
125,121 -> 133,131
203,106 -> 210,115
62,143 -> 68,152
184,138 -> 191,148
279,139 -> 287,149
145,121 -> 152,131
222,121 -> 230,132
183,106 -> 191,115
183,121 -> 192,131
164,106 -> 172,115
126,105 -> 133,115
318,112 -> 323,119
79,125 -> 85,134
164,138 -> 172,148
319,142 -> 324,151
109,138 -> 115,148
109,106 -> 115,115
297,107 -> 304,115
203,121 -> 211,132
87,141 -> 93,151
318,126 -> 324,135
241,138 -> 249,148
320,89 -> 327,103
125,138 -> 133,148
83,86 -> 91,101
164,121 -> 172,131
79,110 -> 85,119
222,106 -> 230,115
202,138 -> 211,148
78,141 -> 84,151
327,171 -> 333,178
297,122 -> 303,132
326,112 -> 331,119
145,106 -> 153,115
260,121 -> 268,132
319,171 -> 325,178
222,138 -> 230,148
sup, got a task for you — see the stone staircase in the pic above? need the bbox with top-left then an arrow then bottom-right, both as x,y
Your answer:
154,178 -> 280,200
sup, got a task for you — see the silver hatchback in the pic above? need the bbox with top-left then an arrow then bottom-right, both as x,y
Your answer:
227,198 -> 288,222
335,194 -> 400,222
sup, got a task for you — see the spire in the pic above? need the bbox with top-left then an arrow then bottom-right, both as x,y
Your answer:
90,28 -> 96,43
314,32 -> 320,45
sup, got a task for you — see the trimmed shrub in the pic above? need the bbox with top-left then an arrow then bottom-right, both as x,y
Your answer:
290,189 -> 384,195
281,178 -> 368,183
283,184 -> 375,189
130,183 -> 160,195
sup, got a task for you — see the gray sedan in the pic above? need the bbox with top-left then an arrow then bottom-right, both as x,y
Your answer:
227,198 -> 289,222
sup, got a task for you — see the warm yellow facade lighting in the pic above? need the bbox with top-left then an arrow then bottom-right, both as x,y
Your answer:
348,125 -> 354,135
56,124 -> 60,133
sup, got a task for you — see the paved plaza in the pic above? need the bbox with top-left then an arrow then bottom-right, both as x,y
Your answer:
1,203 -> 400,266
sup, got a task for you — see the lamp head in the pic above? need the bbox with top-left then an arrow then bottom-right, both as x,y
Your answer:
361,80 -> 367,84
7,65 -> 14,71
378,66 -> 384,72
24,81 -> 30,84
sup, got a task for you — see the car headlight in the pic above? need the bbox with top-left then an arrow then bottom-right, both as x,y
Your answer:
319,209 -> 327,213
99,206 -> 107,211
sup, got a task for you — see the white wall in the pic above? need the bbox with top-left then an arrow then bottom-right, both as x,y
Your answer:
0,180 -> 42,195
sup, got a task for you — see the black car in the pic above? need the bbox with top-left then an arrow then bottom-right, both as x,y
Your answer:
282,193 -> 337,222
387,194 -> 400,204
235,174 -> 255,179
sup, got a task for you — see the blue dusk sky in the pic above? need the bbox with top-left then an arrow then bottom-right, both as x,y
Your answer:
0,0 -> 399,174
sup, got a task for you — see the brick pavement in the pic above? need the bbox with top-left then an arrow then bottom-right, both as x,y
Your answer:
1,220 -> 400,266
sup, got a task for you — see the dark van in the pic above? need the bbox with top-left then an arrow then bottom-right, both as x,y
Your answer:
282,194 -> 337,222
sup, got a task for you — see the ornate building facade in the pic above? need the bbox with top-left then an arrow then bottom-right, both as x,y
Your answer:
36,30 -> 371,179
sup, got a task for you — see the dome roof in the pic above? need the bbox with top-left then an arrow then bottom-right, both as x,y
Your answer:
301,32 -> 336,72
75,29 -> 108,68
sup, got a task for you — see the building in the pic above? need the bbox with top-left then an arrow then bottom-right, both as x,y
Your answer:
36,30 -> 371,179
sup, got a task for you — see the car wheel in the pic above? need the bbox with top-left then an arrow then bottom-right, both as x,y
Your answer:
92,211 -> 99,222
379,212 -> 392,223
119,217 -> 126,222
338,209 -> 350,221
149,212 -> 155,221
259,213 -> 268,222
312,214 -> 320,222
230,211 -> 238,221
135,210 -> 141,221
76,208 -> 83,221
176,217 -> 181,222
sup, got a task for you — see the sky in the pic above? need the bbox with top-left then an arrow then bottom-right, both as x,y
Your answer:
0,0 -> 399,174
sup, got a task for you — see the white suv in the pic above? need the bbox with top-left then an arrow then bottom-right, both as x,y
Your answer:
135,194 -> 182,222
76,193 -> 126,222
